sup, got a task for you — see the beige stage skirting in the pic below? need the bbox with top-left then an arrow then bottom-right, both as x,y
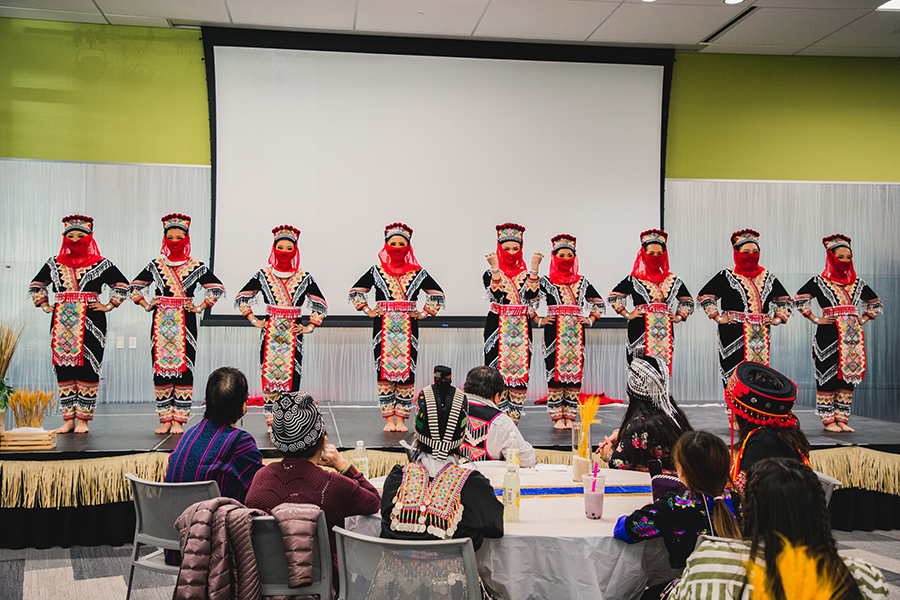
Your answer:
1,446 -> 898,509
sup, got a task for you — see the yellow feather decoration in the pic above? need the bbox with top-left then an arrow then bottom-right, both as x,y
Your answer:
748,538 -> 840,600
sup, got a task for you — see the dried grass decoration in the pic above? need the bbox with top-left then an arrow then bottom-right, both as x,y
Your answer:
0,321 -> 24,411
9,389 -> 56,429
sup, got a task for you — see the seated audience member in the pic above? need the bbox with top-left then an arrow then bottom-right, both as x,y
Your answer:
245,391 -> 381,586
597,355 -> 692,472
669,457 -> 887,600
726,362 -> 811,492
461,366 -> 536,467
381,366 -> 503,550
615,431 -> 740,598
165,366 -> 263,501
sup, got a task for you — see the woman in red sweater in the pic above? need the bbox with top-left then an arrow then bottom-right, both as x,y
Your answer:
245,391 -> 380,587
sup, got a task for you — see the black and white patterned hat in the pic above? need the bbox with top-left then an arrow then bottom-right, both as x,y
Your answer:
627,355 -> 678,423
271,391 -> 325,453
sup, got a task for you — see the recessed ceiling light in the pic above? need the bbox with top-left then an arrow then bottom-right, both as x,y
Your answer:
641,0 -> 658,3
877,0 -> 900,9
724,0 -> 744,4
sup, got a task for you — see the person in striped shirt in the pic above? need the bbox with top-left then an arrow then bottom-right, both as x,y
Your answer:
668,457 -> 886,600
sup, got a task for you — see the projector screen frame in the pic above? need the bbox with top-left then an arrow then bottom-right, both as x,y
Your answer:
200,26 -> 674,328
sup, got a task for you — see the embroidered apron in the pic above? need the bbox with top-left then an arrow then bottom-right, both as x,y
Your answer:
262,305 -> 303,392
51,291 -> 98,367
824,305 -> 866,385
379,300 -> 417,382
641,303 -> 674,374
549,304 -> 584,384
492,302 -> 530,386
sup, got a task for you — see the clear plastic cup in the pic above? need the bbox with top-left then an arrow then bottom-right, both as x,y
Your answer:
582,474 -> 606,520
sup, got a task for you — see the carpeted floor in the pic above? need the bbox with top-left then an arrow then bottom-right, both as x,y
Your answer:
1,530 -> 899,600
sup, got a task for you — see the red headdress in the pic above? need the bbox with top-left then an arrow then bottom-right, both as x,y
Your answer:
57,215 -> 103,268
549,234 -> 579,285
160,213 -> 192,262
731,228 -> 763,278
821,234 -> 856,286
631,229 -> 670,284
495,223 -> 526,278
269,225 -> 301,273
379,222 -> 421,276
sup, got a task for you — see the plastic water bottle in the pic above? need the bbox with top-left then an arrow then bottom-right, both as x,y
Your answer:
353,440 -> 370,479
503,459 -> 521,522
505,431 -> 520,469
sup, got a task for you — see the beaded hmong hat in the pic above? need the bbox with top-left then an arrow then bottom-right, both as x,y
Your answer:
726,362 -> 798,428
384,222 -> 413,242
551,234 -> 577,253
640,229 -> 668,248
62,215 -> 94,235
731,229 -> 760,249
272,224 -> 301,244
822,234 -> 851,252
414,366 -> 468,460
162,213 -> 191,232
271,391 -> 326,453
627,355 -> 679,423
496,223 -> 525,245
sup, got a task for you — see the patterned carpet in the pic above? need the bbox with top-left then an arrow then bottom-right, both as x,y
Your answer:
1,530 -> 899,599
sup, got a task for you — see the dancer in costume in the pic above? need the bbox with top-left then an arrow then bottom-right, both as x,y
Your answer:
29,215 -> 129,433
349,223 -> 444,432
234,225 -> 327,428
131,214 -> 225,434
697,229 -> 792,387
483,223 -> 542,424
538,234 -> 605,429
609,229 -> 693,373
795,234 -> 881,433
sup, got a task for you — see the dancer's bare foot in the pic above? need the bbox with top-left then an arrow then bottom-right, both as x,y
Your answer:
170,422 -> 184,434
74,419 -> 90,434
56,420 -> 75,434
564,419 -> 574,430
383,419 -> 395,432
395,419 -> 408,432
554,420 -> 567,430
823,423 -> 842,432
836,421 -> 855,432
155,422 -> 172,434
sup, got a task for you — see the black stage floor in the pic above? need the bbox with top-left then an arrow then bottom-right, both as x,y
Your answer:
2,401 -> 899,460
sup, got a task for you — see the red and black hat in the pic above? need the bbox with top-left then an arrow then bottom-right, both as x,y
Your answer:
726,362 -> 798,428
161,213 -> 191,232
731,229 -> 760,249
822,234 -> 851,252
272,224 -> 301,244
551,234 -> 576,253
496,223 -> 525,245
384,222 -> 413,242
62,215 -> 94,235
640,229 -> 667,248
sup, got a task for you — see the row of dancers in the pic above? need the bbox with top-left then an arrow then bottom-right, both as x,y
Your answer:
28,214 -> 881,435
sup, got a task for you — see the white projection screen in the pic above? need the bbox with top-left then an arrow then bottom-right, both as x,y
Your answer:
208,34 -> 668,319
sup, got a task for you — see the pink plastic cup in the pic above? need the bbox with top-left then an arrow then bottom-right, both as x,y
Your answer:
582,474 -> 606,520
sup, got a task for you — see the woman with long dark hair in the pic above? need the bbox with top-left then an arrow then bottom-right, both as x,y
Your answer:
669,457 -> 887,600
596,355 -> 692,472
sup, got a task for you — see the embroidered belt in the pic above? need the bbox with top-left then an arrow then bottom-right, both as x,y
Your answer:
378,301 -> 417,312
724,311 -> 768,325
157,295 -> 192,309
266,304 -> 303,319
51,292 -> 99,367
823,305 -> 859,318
548,304 -> 583,316
640,303 -> 670,314
490,303 -> 529,316
56,292 -> 99,304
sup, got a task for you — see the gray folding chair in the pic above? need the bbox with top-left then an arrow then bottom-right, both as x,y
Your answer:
333,526 -> 481,600
124,472 -> 221,600
251,512 -> 333,598
815,470 -> 841,506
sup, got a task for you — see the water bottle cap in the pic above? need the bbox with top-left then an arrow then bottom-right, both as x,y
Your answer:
356,440 -> 364,446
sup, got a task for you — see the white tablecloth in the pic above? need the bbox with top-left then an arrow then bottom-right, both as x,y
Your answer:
346,461 -> 679,600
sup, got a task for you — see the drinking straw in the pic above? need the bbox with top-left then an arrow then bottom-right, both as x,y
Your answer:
591,462 -> 599,492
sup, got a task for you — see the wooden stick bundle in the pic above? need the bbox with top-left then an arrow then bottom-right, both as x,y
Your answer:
8,389 -> 56,429
0,321 -> 24,379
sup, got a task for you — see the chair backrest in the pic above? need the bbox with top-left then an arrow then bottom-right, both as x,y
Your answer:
815,470 -> 841,506
251,512 -> 332,597
125,472 -> 221,550
333,527 -> 481,600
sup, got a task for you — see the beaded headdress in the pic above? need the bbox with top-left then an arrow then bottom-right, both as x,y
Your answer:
62,215 -> 94,235
496,223 -> 525,245
271,391 -> 326,453
384,222 -> 413,242
731,229 -> 760,249
726,362 -> 798,428
640,229 -> 668,248
161,213 -> 191,232
822,234 -> 851,252
551,234 -> 577,253
626,355 -> 679,424
272,225 -> 301,244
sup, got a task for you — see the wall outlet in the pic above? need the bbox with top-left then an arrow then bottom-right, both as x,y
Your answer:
129,337 -> 137,349
116,336 -> 125,349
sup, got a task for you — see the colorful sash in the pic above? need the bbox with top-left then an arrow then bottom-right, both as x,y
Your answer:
51,292 -> 98,367
549,304 -> 584,384
389,461 -> 472,539
154,296 -> 190,376
725,311 -> 770,366
379,301 -> 417,382
824,305 -> 866,385
491,303 -> 530,386
641,303 -> 673,374
262,304 -> 303,392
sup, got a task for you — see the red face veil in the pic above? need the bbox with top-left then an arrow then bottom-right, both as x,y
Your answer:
269,245 -> 299,273
57,234 -> 103,268
822,250 -> 856,285
161,232 -> 191,262
733,248 -> 763,278
496,243 -> 526,278
379,242 -> 422,276
549,253 -> 579,285
631,247 -> 670,284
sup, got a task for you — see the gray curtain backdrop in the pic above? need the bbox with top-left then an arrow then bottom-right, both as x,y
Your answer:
2,159 -> 896,423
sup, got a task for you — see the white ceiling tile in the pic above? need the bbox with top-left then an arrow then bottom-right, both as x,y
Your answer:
228,0 -> 356,31
356,0 -> 489,36
0,0 -> 98,11
590,3 -> 745,44
93,0 -> 230,22
105,14 -> 172,27
621,0 -> 755,5
699,43 -> 805,54
752,0 -> 882,8
796,45 -> 900,57
714,8 -> 869,46
475,0 -> 619,41
813,10 -> 900,48
0,6 -> 106,23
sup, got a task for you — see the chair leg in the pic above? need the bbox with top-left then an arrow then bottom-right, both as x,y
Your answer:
126,541 -> 139,600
